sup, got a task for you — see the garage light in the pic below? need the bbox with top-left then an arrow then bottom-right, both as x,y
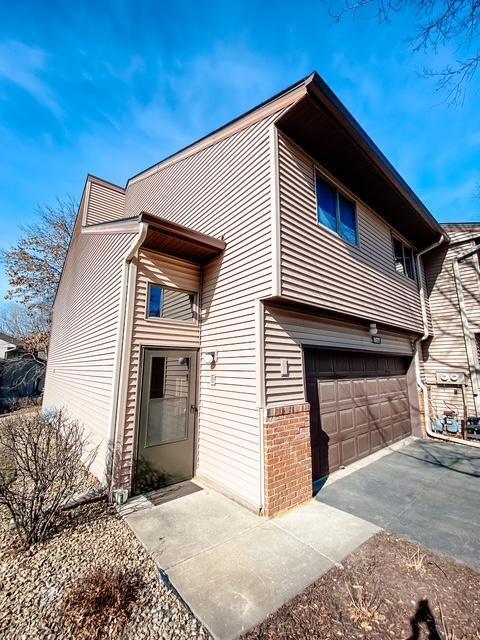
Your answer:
369,323 -> 378,336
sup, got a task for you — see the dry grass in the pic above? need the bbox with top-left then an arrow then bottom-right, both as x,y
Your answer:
406,546 -> 427,574
345,578 -> 385,632
62,565 -> 143,639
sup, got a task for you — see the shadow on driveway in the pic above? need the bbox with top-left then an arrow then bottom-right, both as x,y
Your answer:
315,439 -> 480,570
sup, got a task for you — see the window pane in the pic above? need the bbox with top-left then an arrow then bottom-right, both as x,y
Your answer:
148,285 -> 163,317
148,285 -> 195,322
404,247 -> 415,280
146,356 -> 189,446
339,194 -> 357,245
316,175 -> 337,232
393,239 -> 405,275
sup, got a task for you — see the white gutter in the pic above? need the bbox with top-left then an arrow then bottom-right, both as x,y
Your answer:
453,243 -> 480,416
104,222 -> 149,489
415,234 -> 480,447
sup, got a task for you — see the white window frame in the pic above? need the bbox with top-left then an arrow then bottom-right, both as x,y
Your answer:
314,169 -> 359,247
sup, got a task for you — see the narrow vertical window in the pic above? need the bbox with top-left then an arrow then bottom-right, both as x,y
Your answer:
393,237 -> 416,281
316,172 -> 358,245
316,176 -> 337,233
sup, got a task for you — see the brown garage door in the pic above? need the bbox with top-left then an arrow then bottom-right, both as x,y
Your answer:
305,349 -> 412,481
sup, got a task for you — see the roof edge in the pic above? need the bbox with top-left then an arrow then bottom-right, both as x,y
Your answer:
305,73 -> 445,241
127,74 -> 311,186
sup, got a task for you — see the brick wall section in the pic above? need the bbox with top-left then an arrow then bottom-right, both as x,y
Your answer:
263,403 -> 313,516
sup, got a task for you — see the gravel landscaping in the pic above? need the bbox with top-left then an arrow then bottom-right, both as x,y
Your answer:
244,531 -> 480,640
0,500 -> 210,639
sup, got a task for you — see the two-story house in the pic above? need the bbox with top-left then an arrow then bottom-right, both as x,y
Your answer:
43,72 -> 447,516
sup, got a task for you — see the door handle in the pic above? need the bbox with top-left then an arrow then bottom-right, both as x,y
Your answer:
190,405 -> 198,413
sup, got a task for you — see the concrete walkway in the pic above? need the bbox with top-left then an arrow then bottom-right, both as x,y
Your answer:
123,481 -> 378,640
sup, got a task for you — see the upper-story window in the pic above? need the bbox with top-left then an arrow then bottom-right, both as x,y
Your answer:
315,172 -> 358,246
393,237 -> 415,280
147,284 -> 196,323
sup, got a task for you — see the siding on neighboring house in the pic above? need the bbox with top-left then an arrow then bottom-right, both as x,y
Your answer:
423,226 -> 480,416
43,227 -> 137,479
124,114 -> 277,508
277,133 -> 425,334
118,249 -> 200,486
264,304 -> 415,407
85,179 -> 126,225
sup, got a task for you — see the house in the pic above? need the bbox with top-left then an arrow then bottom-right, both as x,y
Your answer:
423,223 -> 480,427
43,71 -> 450,516
0,332 -> 19,360
0,333 -> 45,411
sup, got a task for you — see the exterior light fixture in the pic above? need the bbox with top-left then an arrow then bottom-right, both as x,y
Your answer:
203,352 -> 216,365
369,323 -> 378,336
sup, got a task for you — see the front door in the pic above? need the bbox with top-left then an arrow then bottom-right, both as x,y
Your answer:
135,348 -> 197,493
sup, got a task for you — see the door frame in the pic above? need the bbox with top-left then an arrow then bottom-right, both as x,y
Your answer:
132,345 -> 199,492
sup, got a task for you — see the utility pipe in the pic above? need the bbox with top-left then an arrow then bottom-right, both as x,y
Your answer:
104,222 -> 149,490
415,235 -> 480,447
453,243 -> 480,416
414,234 -> 444,439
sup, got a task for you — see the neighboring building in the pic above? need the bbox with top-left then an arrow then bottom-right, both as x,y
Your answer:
44,72 -> 450,516
423,223 -> 480,421
0,333 -> 45,411
0,332 -> 18,360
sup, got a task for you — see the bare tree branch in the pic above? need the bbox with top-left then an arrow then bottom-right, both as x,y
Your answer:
326,0 -> 480,102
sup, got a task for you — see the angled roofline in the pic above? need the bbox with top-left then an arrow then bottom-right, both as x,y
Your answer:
127,73 -> 312,186
305,72 -> 445,240
125,70 -> 444,241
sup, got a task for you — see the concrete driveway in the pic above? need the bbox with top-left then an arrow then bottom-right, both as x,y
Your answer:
316,439 -> 480,570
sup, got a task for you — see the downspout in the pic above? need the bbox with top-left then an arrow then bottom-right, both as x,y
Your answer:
104,222 -> 149,491
454,244 -> 480,416
415,235 -> 480,448
414,234 -> 444,438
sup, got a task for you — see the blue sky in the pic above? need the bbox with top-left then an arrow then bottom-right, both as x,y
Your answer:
1,0 -> 479,299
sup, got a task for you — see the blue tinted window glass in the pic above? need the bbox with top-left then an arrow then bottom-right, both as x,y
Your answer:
148,285 -> 163,317
339,194 -> 357,245
316,175 -> 337,232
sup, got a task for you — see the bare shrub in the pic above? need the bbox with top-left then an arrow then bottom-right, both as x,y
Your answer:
63,565 -> 143,639
345,579 -> 384,631
0,408 -> 96,545
407,546 -> 427,574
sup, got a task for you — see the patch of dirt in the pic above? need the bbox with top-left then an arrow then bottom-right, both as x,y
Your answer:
0,500 -> 210,639
244,531 -> 480,639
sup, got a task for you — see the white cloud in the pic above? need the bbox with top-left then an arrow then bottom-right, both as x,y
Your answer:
0,40 -> 61,116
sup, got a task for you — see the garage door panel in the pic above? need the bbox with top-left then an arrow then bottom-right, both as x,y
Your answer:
321,411 -> 338,437
357,432 -> 370,457
306,348 -> 412,481
354,405 -> 368,430
319,380 -> 336,404
338,380 -> 353,401
340,438 -> 356,466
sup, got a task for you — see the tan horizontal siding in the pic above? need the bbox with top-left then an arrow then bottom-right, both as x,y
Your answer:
124,114 -> 277,508
424,232 -> 480,416
264,304 -> 414,407
277,133 -> 424,333
86,182 -> 126,225
119,250 -> 200,485
43,230 -> 137,479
